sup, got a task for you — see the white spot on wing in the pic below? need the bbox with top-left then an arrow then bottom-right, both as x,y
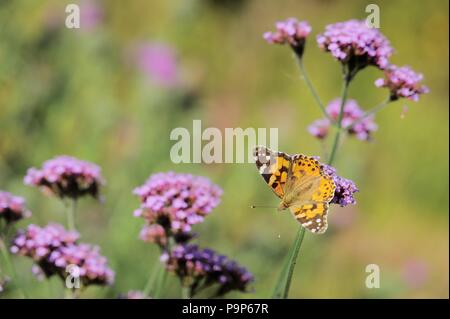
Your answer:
259,165 -> 268,174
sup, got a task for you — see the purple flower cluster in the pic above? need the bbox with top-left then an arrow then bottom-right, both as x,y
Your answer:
402,259 -> 428,289
0,191 -> 31,224
163,244 -> 254,297
139,224 -> 167,246
321,164 -> 359,207
308,118 -> 330,140
317,20 -> 393,72
79,0 -> 103,31
264,18 -> 312,56
133,172 -> 253,297
375,65 -> 429,101
24,156 -> 105,200
11,223 -> 114,286
133,172 -> 222,246
308,99 -> 377,141
135,43 -> 179,88
11,223 -> 79,257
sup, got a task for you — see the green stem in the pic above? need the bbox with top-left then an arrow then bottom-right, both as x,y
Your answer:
0,237 -> 27,298
295,56 -> 332,122
0,239 -> 14,278
67,199 -> 77,231
143,259 -> 161,297
64,288 -> 76,299
272,226 -> 306,298
181,286 -> 191,299
328,77 -> 351,165
154,267 -> 168,298
348,98 -> 391,129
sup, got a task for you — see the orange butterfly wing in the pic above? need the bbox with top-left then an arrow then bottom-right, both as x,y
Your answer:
254,146 -> 291,199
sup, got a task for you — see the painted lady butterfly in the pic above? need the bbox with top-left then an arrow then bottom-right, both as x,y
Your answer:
253,146 -> 336,234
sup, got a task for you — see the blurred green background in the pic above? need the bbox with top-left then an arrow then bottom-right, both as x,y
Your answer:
0,0 -> 448,298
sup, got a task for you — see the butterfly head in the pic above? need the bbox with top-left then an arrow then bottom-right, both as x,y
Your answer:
278,200 -> 289,212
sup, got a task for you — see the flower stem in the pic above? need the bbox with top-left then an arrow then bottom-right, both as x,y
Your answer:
143,258 -> 161,297
181,286 -> 191,299
0,237 -> 27,298
272,226 -> 306,298
295,56 -> 332,122
328,77 -> 351,165
0,239 -> 14,278
154,267 -> 168,298
67,199 -> 77,231
64,288 -> 79,299
348,98 -> 391,129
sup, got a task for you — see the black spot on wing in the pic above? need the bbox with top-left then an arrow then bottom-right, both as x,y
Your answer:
261,173 -> 271,183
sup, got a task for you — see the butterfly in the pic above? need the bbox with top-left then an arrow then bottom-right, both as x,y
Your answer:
253,146 -> 336,234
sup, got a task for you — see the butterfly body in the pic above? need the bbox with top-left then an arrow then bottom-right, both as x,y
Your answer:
254,146 -> 336,234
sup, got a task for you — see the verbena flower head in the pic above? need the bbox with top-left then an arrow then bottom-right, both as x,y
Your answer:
264,18 -> 312,57
317,20 -> 393,76
163,244 -> 254,297
402,259 -> 428,289
24,156 -> 105,200
321,164 -> 359,207
308,98 -> 377,141
135,43 -> 179,88
375,65 -> 429,101
139,224 -> 168,246
308,119 -> 330,140
11,224 -> 79,258
11,223 -> 114,286
49,243 -> 114,286
0,191 -> 31,225
133,172 -> 222,246
79,0 -> 103,31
